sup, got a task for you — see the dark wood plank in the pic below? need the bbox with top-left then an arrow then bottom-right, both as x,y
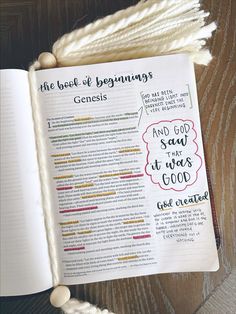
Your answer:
0,0 -> 235,313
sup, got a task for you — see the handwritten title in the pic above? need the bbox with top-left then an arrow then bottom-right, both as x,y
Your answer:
39,72 -> 153,92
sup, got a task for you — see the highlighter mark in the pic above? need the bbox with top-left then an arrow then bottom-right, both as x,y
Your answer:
99,171 -> 132,178
54,158 -> 81,165
133,234 -> 151,240
74,117 -> 93,122
56,186 -> 73,191
51,153 -> 70,157
118,255 -> 139,261
53,175 -> 74,180
75,183 -> 94,189
119,148 -> 141,153
59,220 -> 79,226
54,160 -> 69,165
123,219 -> 144,224
81,191 -> 116,199
62,232 -> 76,237
120,174 -> 144,179
59,206 -> 98,213
159,207 -> 173,211
78,230 -> 92,235
64,247 -> 85,252
67,158 -> 81,163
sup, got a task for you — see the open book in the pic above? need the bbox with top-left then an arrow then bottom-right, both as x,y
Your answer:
0,54 -> 219,296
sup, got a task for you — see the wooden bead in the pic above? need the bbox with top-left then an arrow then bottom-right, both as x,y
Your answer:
38,52 -> 57,69
50,285 -> 71,308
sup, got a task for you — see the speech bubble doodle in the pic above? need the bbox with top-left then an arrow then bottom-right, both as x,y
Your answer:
142,119 -> 202,191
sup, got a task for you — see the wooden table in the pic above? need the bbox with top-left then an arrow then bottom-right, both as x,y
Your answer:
0,1 -> 235,313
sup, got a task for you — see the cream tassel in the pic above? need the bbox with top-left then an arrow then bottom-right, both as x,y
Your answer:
34,0 -> 216,70
28,1 -> 216,313
50,0 -> 216,67
50,286 -> 114,314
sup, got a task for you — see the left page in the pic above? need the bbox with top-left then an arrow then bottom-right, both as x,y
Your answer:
0,70 -> 52,296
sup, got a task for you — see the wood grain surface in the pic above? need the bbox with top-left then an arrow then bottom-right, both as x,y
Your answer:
0,1 -> 235,313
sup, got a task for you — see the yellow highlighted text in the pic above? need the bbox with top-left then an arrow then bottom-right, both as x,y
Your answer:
123,219 -> 144,224
74,117 -> 93,122
67,158 -> 81,163
119,148 -> 141,153
75,183 -> 94,189
62,232 -> 76,237
53,175 -> 73,180
78,230 -> 92,235
81,191 -> 116,199
51,153 -> 70,157
99,171 -> 132,178
118,255 -> 139,261
54,158 -> 81,165
59,220 -> 79,226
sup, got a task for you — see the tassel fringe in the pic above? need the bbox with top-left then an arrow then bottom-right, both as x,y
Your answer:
51,0 -> 216,67
62,298 -> 114,314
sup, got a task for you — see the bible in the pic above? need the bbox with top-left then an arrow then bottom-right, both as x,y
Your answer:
0,53 -> 219,296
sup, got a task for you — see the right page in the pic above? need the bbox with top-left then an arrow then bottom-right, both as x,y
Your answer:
138,55 -> 219,273
35,54 -> 219,285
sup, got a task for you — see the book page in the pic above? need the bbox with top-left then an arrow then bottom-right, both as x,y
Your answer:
35,54 -> 219,285
0,70 -> 52,296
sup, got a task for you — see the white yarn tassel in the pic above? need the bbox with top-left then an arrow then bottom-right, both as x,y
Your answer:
49,286 -> 115,314
50,0 -> 216,67
62,298 -> 114,314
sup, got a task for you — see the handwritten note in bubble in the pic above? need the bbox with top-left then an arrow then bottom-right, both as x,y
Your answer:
142,119 -> 202,191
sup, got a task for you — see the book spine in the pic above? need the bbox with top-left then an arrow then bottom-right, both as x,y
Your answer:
28,61 -> 60,287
